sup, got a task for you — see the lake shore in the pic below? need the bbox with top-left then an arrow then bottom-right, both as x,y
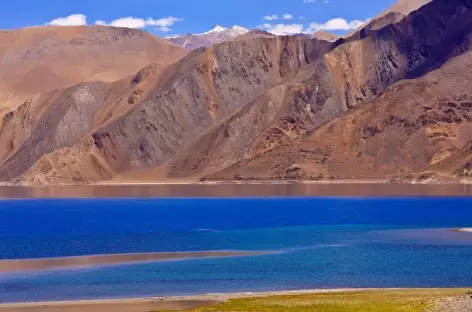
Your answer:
0,288 -> 394,311
0,251 -> 265,273
0,288 -> 469,312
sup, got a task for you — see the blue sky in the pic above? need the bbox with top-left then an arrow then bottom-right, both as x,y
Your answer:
0,0 -> 397,36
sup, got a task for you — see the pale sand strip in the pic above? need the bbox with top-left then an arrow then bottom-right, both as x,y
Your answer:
0,251 -> 264,273
458,228 -> 472,233
0,288 -> 385,312
0,299 -> 222,312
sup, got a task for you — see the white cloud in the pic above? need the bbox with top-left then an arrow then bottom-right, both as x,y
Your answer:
260,17 -> 369,36
263,14 -> 279,21
259,23 -> 304,35
263,13 -> 293,21
105,17 -> 147,28
146,17 -> 182,32
46,13 -> 181,32
306,18 -> 370,32
95,16 -> 182,32
47,14 -> 87,26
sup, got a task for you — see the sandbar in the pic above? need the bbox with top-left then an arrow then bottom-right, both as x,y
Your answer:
457,228 -> 472,233
0,251 -> 264,273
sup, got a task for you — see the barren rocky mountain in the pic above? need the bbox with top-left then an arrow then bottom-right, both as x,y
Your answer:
12,36 -> 335,185
174,0 -> 472,181
234,30 -> 277,41
347,0 -> 432,35
207,48 -> 472,181
0,26 -> 187,115
390,0 -> 432,14
1,0 -> 472,185
313,31 -> 339,42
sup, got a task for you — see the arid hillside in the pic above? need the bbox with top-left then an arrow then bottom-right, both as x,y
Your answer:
348,0 -> 432,34
234,30 -> 277,41
390,0 -> 432,14
6,35 -> 335,185
174,0 -> 472,181
1,0 -> 472,185
0,26 -> 187,114
313,31 -> 340,42
207,49 -> 472,181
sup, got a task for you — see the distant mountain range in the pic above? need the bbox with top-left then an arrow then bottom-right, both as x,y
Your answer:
167,25 -> 250,50
1,0 -> 472,185
166,0 -> 432,50
167,25 -> 337,51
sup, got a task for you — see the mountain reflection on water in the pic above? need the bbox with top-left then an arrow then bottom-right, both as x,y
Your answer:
1,183 -> 472,198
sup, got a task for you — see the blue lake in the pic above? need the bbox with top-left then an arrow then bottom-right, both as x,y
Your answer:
1,197 -> 472,303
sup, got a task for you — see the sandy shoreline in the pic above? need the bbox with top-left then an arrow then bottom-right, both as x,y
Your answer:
0,251 -> 265,273
0,298 -> 221,312
0,288 -> 385,311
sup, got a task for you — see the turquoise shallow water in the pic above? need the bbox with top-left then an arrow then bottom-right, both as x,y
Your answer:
1,197 -> 472,302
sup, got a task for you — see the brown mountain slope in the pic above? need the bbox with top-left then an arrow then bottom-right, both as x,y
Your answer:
313,31 -> 340,42
234,30 -> 277,41
9,36 -> 335,185
0,26 -> 187,114
372,0 -> 432,31
346,0 -> 431,35
168,0 -> 472,180
167,59 -> 345,179
422,141 -> 472,181
390,0 -> 432,14
0,64 -> 166,181
206,49 -> 472,181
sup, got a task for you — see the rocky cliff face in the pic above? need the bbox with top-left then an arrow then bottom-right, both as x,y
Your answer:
2,0 -> 472,185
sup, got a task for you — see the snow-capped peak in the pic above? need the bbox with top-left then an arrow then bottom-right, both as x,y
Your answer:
168,25 -> 251,50
231,25 -> 249,35
165,34 -> 181,39
212,25 -> 227,32
200,25 -> 248,35
202,25 -> 227,34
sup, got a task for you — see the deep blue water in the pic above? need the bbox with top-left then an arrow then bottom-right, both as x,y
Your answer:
1,197 -> 472,302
